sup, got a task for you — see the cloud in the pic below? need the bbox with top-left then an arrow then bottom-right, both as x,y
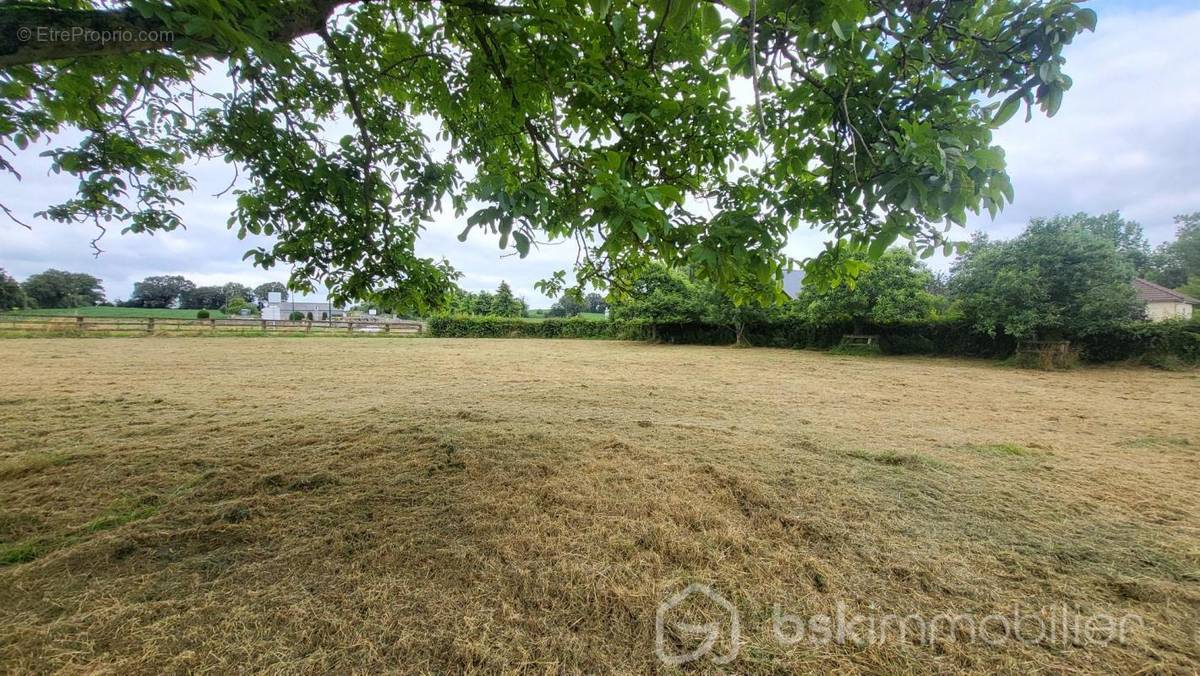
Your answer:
2,0 -> 1196,303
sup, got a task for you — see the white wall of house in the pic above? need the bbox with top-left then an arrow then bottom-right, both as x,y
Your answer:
1145,301 -> 1193,322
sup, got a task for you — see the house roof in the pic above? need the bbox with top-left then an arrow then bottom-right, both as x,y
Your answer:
782,270 -> 806,298
1133,278 -> 1200,305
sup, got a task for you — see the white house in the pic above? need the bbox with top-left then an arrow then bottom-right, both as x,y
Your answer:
1133,278 -> 1197,322
260,293 -> 345,321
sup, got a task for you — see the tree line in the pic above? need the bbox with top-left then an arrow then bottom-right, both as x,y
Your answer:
0,270 -> 290,313
605,211 -> 1200,344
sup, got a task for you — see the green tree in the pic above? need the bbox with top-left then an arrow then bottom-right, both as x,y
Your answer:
583,293 -> 607,315
610,264 -> 707,340
0,268 -> 27,309
2,0 -> 1095,311
223,282 -> 255,304
548,293 -> 584,318
490,282 -> 525,318
21,269 -> 105,308
253,282 -> 289,303
181,285 -> 227,310
795,248 -> 939,333
129,275 -> 195,308
950,219 -> 1141,339
1148,212 -> 1200,289
1042,212 -> 1151,274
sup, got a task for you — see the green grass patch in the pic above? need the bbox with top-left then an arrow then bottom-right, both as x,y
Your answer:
0,494 -> 161,567
963,442 -> 1041,457
1122,436 -> 1192,450
846,449 -> 948,470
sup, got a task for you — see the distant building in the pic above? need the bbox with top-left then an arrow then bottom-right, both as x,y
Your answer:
1133,278 -> 1197,321
782,270 -> 806,298
260,298 -> 345,321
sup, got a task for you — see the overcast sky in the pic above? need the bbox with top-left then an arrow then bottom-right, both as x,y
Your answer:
1,0 -> 1197,306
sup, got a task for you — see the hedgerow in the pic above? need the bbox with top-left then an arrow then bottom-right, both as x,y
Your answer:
429,315 -> 1200,365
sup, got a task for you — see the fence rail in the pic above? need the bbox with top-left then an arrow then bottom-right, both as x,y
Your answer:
0,315 -> 424,336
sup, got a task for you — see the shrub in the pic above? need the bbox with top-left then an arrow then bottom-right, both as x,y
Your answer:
196,309 -> 210,319
288,311 -> 304,321
427,315 -> 1198,366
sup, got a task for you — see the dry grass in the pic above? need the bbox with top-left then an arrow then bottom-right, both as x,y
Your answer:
0,337 -> 1197,673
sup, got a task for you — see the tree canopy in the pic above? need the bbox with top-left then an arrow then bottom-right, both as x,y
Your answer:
20,269 -> 105,307
1,0 -> 1095,311
128,274 -> 195,308
949,219 -> 1141,339
795,247 -> 939,330
0,268 -> 27,309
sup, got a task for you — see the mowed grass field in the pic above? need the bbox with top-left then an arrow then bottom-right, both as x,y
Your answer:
0,338 -> 1197,672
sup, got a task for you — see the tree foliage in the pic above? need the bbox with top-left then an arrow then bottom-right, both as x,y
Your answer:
794,248 -> 939,331
1,0 -> 1095,311
20,269 -> 105,308
128,274 -> 195,308
0,268 -> 27,309
253,282 -> 289,302
949,219 -> 1141,339
1148,212 -> 1200,290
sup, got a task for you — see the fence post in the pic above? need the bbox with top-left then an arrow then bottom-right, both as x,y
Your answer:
210,318 -> 216,330
306,320 -> 312,333
347,321 -> 353,334
261,319 -> 267,332
75,316 -> 83,332
147,317 -> 155,333
384,323 -> 390,334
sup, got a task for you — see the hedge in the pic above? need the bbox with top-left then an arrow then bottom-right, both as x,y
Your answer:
428,315 -> 1200,365
428,316 -> 648,340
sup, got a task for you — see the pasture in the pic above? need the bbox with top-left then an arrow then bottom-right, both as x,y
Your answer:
0,338 -> 1196,672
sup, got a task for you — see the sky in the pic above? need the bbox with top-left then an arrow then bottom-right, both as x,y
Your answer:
2,0 -> 1197,306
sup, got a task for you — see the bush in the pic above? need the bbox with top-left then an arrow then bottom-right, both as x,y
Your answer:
288,311 -> 304,321
196,309 -> 210,319
428,316 -> 647,340
427,315 -> 1198,366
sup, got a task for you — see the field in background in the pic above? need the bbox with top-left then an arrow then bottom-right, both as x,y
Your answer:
0,339 -> 1197,672
7,306 -> 229,318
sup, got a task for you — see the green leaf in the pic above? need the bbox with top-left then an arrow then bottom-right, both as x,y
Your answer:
831,19 -> 846,41
725,0 -> 749,18
1077,8 -> 1097,31
514,231 -> 531,258
991,92 -> 1022,128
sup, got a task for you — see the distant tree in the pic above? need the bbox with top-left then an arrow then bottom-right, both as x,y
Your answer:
583,292 -> 607,315
0,269 -> 28,309
223,282 -> 255,304
548,293 -> 584,318
253,282 -> 288,303
610,264 -> 707,340
129,275 -> 194,308
1045,212 -> 1152,274
1148,212 -> 1200,289
796,248 -> 939,333
491,282 -> 524,318
222,295 -> 255,315
180,285 -> 227,310
21,269 -> 105,308
950,219 -> 1141,339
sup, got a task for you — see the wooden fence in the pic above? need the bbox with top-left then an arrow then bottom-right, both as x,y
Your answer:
0,315 -> 424,336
